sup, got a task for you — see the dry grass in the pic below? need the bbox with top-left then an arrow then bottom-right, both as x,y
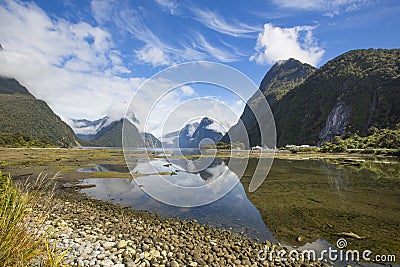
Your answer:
90,171 -> 132,178
0,171 -> 67,266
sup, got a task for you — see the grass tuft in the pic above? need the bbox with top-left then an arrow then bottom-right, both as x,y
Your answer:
0,171 -> 67,266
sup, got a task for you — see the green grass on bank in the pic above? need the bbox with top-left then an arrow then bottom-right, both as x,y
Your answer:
320,127 -> 400,155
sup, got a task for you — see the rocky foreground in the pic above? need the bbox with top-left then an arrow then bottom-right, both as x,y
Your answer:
36,193 -> 321,267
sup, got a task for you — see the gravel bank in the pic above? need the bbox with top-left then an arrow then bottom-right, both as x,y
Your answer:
36,193 -> 321,267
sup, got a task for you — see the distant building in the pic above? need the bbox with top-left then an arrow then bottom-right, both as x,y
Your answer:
285,144 -> 316,149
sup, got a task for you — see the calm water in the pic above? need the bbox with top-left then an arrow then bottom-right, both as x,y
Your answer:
78,156 -> 400,265
79,157 -> 277,242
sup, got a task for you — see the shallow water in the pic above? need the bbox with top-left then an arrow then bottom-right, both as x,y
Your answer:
78,156 -> 400,265
79,157 -> 276,242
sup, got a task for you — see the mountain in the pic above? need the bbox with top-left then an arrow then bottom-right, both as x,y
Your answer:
142,132 -> 162,148
226,49 -> 400,147
0,76 -> 77,147
78,118 -> 141,147
72,117 -> 109,138
273,49 -> 400,146
223,58 -> 316,147
161,121 -> 200,148
190,117 -> 224,147
77,118 -> 161,148
161,130 -> 180,147
225,49 -> 400,147
178,121 -> 199,148
171,117 -> 223,148
259,58 -> 316,106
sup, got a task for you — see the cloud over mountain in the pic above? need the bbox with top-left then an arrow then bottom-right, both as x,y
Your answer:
250,23 -> 324,66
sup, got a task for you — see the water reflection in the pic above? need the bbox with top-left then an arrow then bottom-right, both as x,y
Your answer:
318,160 -> 350,194
77,164 -> 129,173
80,157 -> 276,242
78,156 -> 400,266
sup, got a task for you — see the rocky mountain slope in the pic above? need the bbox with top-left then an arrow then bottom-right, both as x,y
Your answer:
190,117 -> 224,147
225,49 -> 400,147
223,58 -> 316,147
162,117 -> 224,148
72,117 -> 109,138
76,118 -> 157,148
274,49 -> 400,146
0,77 -> 77,147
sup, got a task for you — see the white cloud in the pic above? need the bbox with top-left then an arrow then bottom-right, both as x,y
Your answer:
123,77 -> 243,139
90,0 -> 241,66
180,86 -> 196,96
191,8 -> 261,37
0,0 -> 245,138
135,45 -> 171,66
90,0 -> 113,23
272,0 -> 369,15
154,0 -> 179,15
91,0 -> 173,67
0,1 -> 123,72
250,23 -> 324,66
0,0 -> 141,127
192,33 -> 241,62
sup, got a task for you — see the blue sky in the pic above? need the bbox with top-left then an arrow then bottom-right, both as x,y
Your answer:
0,0 -> 399,135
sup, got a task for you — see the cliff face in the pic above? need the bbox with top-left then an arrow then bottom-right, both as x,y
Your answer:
225,49 -> 400,147
259,58 -> 316,106
223,58 -> 316,147
273,49 -> 400,146
317,100 -> 351,146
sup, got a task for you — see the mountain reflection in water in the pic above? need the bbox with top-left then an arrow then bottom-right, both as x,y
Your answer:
80,157 -> 276,242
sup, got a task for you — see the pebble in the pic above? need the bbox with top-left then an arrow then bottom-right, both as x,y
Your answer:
30,193 -> 321,267
116,240 -> 127,249
97,253 -> 106,260
103,241 -> 116,250
101,259 -> 114,266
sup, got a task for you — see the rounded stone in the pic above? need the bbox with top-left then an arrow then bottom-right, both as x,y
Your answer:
117,240 -> 127,249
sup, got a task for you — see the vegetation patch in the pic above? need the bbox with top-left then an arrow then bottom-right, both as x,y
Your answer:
321,127 -> 400,154
0,132 -> 54,148
0,172 -> 67,266
90,171 -> 133,178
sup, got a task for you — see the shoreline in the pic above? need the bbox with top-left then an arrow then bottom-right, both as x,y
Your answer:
39,190 -> 321,267
2,148 -> 398,265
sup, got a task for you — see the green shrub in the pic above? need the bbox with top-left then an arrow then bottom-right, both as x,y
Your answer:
0,132 -> 54,148
321,128 -> 400,153
320,142 -> 347,153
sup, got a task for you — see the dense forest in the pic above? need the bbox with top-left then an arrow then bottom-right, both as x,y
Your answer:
274,49 -> 400,146
0,77 -> 77,147
1,49 -> 399,150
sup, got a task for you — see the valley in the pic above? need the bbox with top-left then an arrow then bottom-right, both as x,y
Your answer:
1,147 -> 399,265
1,48 -> 399,266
